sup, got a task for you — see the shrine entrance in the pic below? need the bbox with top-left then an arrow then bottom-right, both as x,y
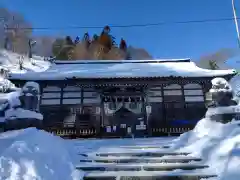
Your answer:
102,87 -> 147,138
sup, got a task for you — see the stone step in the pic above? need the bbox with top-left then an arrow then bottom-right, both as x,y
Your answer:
83,171 -> 217,180
119,145 -> 171,149
79,156 -> 202,163
76,163 -> 208,171
95,152 -> 190,157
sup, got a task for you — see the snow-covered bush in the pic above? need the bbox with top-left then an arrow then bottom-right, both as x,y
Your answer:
18,56 -> 24,70
0,128 -> 80,180
0,66 -> 9,78
0,78 -> 16,93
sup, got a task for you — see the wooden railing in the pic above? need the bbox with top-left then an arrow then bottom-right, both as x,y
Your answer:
151,127 -> 193,136
48,128 -> 97,137
152,127 -> 192,133
43,126 -> 194,139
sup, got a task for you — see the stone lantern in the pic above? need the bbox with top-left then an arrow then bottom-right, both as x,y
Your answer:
205,77 -> 238,123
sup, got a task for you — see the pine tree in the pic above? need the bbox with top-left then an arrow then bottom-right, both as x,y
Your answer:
65,36 -> 74,46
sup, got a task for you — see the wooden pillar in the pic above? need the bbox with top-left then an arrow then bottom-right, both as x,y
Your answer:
142,86 -> 148,134
99,93 -> 105,138
143,86 -> 150,136
181,82 -> 186,121
81,87 -> 84,113
39,85 -> 43,110
95,88 -> 103,136
161,84 -> 166,128
39,84 -> 44,129
60,84 -> 64,106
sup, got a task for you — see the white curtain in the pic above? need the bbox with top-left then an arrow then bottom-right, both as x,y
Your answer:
104,102 -> 142,115
125,102 -> 142,114
104,102 -> 123,115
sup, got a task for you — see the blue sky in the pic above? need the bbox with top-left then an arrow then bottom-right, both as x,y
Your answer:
1,0 -> 240,66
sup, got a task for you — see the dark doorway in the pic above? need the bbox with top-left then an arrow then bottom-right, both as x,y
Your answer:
112,107 -> 147,138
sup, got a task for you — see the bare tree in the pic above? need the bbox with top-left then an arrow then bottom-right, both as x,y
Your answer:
32,36 -> 56,57
196,48 -> 240,70
18,55 -> 24,70
0,7 -> 32,54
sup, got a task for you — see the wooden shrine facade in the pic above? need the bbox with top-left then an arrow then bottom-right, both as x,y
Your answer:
10,75 -> 227,138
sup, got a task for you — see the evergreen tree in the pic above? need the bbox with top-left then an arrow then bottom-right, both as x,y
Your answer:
65,36 -> 74,46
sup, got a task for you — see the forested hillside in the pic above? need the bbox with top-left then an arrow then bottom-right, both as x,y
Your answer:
0,8 -> 152,60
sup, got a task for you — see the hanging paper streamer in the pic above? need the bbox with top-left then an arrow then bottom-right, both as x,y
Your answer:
127,127 -> 132,134
106,126 -> 111,133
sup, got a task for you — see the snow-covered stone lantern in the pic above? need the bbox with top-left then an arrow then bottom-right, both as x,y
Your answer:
4,81 -> 43,131
205,77 -> 239,123
20,81 -> 40,111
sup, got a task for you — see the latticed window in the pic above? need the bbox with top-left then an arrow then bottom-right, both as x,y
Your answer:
185,103 -> 206,120
163,84 -> 185,124
149,102 -> 164,127
183,83 -> 206,121
165,103 -> 185,121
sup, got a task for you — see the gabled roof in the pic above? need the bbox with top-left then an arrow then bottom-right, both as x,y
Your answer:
9,59 -> 237,81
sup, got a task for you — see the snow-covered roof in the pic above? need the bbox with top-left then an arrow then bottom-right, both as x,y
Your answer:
9,59 -> 237,81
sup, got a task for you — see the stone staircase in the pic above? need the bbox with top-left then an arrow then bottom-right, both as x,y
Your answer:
75,142 -> 217,180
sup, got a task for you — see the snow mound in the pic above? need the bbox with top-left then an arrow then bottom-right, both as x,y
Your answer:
172,117 -> 240,180
0,91 -> 21,108
0,128 -> 81,180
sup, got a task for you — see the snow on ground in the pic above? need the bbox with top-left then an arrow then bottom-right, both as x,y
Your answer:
0,50 -> 51,74
170,117 -> 240,180
0,117 -> 240,180
0,128 -> 81,180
